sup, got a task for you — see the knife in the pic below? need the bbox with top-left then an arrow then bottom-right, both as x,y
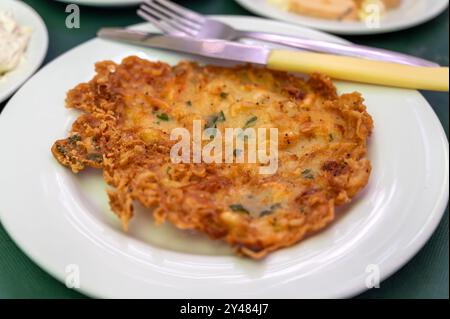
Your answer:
98,28 -> 449,92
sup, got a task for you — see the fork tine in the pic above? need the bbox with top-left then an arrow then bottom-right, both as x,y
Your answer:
140,4 -> 197,36
137,9 -> 179,35
143,1 -> 201,31
151,0 -> 206,23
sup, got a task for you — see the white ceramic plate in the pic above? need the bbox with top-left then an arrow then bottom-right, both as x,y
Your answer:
234,0 -> 449,34
0,16 -> 448,299
0,0 -> 48,103
54,0 -> 142,7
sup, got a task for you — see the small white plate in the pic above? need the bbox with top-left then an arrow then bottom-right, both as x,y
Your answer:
54,0 -> 142,7
234,0 -> 449,34
0,16 -> 448,299
0,0 -> 48,104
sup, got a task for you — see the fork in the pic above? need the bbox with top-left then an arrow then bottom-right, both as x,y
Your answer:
137,0 -> 438,67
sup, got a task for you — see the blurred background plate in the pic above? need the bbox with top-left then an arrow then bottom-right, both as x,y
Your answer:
0,0 -> 48,103
234,0 -> 449,34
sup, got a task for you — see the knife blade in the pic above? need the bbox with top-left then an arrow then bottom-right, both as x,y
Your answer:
97,28 -> 449,92
98,28 -> 270,65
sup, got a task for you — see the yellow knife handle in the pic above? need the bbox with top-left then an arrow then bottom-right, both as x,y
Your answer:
268,50 -> 449,92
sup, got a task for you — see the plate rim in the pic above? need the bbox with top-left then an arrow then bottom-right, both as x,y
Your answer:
234,0 -> 450,35
0,0 -> 49,103
0,16 -> 448,299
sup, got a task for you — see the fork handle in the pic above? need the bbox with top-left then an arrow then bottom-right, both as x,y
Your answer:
239,31 -> 439,67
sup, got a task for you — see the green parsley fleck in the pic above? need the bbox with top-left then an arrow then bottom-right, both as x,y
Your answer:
217,110 -> 226,122
205,111 -> 226,129
301,169 -> 314,180
329,133 -> 334,142
243,116 -> 258,129
259,203 -> 281,217
229,204 -> 249,214
156,113 -> 169,121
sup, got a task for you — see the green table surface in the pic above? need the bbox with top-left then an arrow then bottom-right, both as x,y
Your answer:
0,0 -> 448,299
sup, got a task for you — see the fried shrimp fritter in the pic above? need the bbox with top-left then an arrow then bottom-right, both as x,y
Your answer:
52,56 -> 373,259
